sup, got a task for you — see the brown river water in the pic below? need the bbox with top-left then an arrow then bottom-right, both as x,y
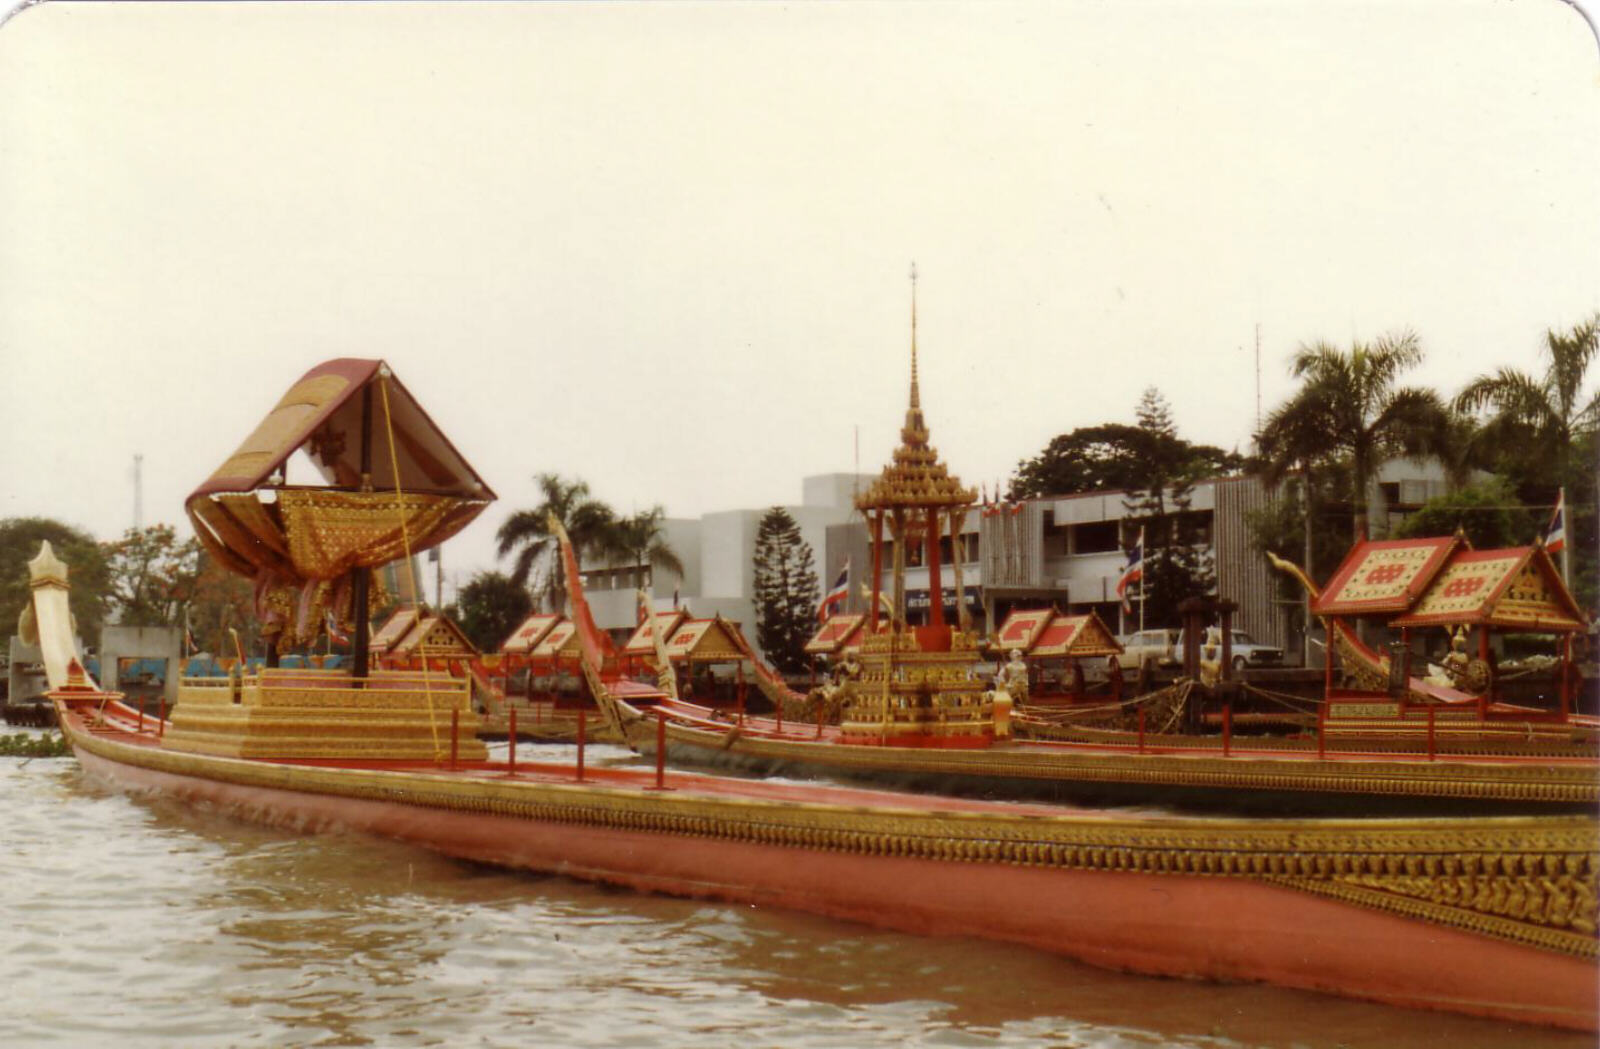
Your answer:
0,733 -> 1592,1049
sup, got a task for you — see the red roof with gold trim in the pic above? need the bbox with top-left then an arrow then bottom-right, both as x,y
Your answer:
501,612 -> 561,654
623,610 -> 691,655
996,609 -> 1053,651
530,621 -> 577,660
662,617 -> 746,663
390,610 -> 478,658
804,614 -> 866,655
1310,536 -> 1463,617
1030,612 -> 1122,658
1391,546 -> 1587,632
997,609 -> 1121,658
369,605 -> 421,654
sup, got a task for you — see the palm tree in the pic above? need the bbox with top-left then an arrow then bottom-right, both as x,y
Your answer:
599,506 -> 685,593
1256,330 -> 1449,543
495,474 -> 615,613
1452,313 -> 1600,493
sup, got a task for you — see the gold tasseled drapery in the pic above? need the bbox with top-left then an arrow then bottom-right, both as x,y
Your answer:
277,490 -> 479,579
189,489 -> 485,649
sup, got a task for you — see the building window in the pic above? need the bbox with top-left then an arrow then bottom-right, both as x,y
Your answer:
1072,520 -> 1120,554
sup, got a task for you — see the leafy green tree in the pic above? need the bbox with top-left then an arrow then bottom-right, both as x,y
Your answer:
0,517 -> 110,645
187,553 -> 258,657
1452,315 -> 1599,609
1391,478 -> 1536,549
1453,313 -> 1599,494
1255,330 -> 1449,542
598,506 -> 685,592
495,473 -> 616,613
450,571 -> 532,652
103,524 -> 201,627
752,507 -> 819,674
1122,389 -> 1216,627
1010,422 -> 1242,500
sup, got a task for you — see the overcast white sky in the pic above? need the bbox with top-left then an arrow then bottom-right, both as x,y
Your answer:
2,0 -> 1597,600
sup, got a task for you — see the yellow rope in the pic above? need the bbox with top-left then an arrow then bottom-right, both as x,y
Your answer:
379,375 -> 443,761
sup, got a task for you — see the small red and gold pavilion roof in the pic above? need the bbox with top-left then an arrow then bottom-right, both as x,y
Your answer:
390,610 -> 478,658
623,609 -> 691,656
997,608 -> 1122,658
369,605 -> 421,654
996,609 -> 1054,651
1391,546 -> 1587,632
1030,612 -> 1122,658
530,621 -> 578,661
1310,536 -> 1463,617
662,617 -> 747,664
804,614 -> 866,656
500,612 -> 562,655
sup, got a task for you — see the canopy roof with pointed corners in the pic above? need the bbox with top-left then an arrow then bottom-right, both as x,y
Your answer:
187,359 -> 495,582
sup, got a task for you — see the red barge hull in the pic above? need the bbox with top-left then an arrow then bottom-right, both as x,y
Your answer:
61,698 -> 1600,1033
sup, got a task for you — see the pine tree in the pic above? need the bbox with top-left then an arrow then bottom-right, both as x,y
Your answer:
1123,388 -> 1216,626
752,507 -> 820,674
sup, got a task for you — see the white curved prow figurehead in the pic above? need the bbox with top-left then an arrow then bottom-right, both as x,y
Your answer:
24,542 -> 101,693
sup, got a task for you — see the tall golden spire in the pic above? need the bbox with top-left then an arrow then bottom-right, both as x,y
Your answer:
857,265 -> 976,513
909,262 -> 920,411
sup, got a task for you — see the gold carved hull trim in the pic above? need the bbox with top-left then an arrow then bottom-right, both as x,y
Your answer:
59,705 -> 1599,962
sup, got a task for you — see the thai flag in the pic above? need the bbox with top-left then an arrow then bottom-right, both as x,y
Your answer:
1116,528 -> 1144,613
818,559 -> 850,622
326,612 -> 350,647
1544,491 -> 1566,555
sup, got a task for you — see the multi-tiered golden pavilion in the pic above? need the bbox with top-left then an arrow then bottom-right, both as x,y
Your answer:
839,286 -> 991,745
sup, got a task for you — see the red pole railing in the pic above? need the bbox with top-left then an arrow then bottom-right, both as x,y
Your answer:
1136,707 -> 1145,754
158,696 -> 166,739
1222,699 -> 1232,757
508,706 -> 517,776
775,693 -> 783,734
817,705 -> 824,739
138,695 -> 145,734
654,708 -> 667,789
575,707 -> 586,782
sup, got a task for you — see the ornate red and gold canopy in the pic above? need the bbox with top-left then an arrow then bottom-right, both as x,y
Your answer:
1309,537 -> 1462,618
1391,546 -> 1586,632
186,359 -> 494,646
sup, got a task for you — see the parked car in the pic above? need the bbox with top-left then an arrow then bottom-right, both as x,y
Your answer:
1116,629 -> 1178,670
1174,628 -> 1284,673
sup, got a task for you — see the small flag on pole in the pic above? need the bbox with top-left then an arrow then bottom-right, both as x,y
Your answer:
1543,491 -> 1567,555
819,559 -> 851,622
1116,528 -> 1145,614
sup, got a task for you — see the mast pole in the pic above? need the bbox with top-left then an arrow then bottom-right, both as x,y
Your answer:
352,381 -> 374,680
